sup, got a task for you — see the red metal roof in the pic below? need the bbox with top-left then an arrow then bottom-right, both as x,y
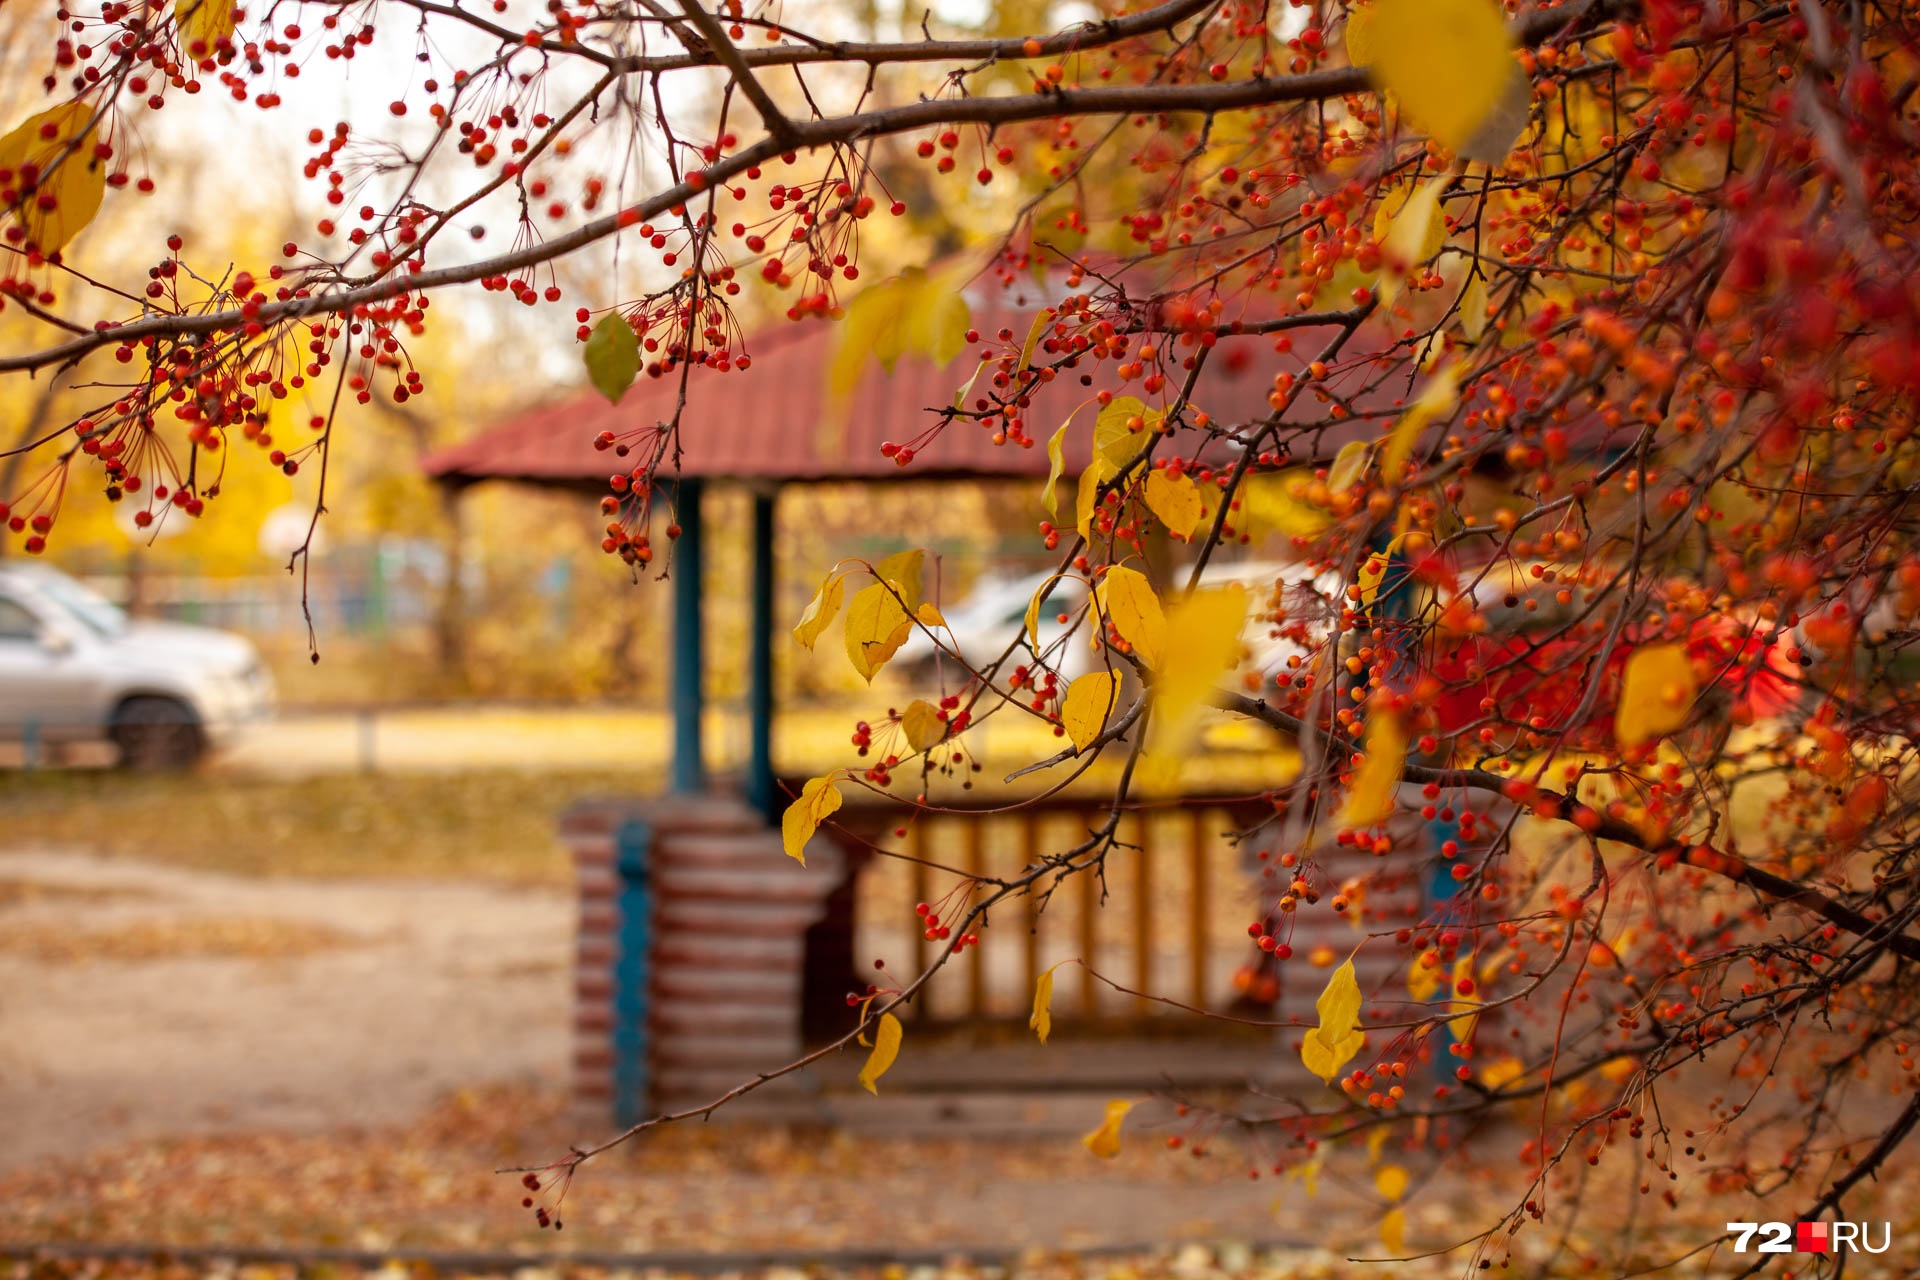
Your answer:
421,285 -> 1337,486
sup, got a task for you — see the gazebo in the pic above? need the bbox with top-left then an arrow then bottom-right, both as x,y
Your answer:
421,288 -> 1370,1127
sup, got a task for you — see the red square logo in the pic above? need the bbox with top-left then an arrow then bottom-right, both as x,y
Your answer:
1797,1222 -> 1830,1253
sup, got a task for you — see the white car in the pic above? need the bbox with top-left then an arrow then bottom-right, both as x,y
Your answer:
0,563 -> 275,768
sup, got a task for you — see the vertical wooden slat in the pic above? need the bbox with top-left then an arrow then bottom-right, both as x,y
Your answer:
1189,807 -> 1210,1009
965,818 -> 986,1019
1080,813 -> 1099,1017
1133,812 -> 1152,1016
1021,813 -> 1040,1003
909,822 -> 930,1023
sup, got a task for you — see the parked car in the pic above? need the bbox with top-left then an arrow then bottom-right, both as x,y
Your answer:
0,563 -> 276,768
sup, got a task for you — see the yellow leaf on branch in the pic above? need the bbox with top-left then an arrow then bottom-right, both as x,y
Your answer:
1238,469 -> 1333,538
791,569 -> 846,650
1143,585 -> 1248,790
844,581 -> 913,682
0,103 -> 106,255
1381,360 -> 1464,481
781,774 -> 842,865
175,0 -> 238,54
1082,1099 -> 1133,1157
1075,457 -> 1115,539
1341,711 -> 1406,829
1300,956 -> 1366,1085
1616,643 -> 1697,748
858,1011 -> 903,1093
873,548 -> 925,610
1097,564 -> 1165,669
1143,469 -> 1204,539
1447,951 -> 1481,1041
1025,573 -> 1068,652
1364,0 -> 1526,161
1042,421 -> 1070,518
900,699 -> 946,753
1029,962 -> 1064,1044
1060,671 -> 1120,752
1094,395 -> 1160,472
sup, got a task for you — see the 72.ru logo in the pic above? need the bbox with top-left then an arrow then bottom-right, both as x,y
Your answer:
1727,1222 -> 1892,1254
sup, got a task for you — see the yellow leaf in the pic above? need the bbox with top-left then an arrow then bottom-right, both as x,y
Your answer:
1327,440 -> 1374,493
1238,470 -> 1333,539
914,602 -> 945,628
176,0 -> 238,55
1459,274 -> 1490,342
1345,1 -> 1379,66
844,581 -> 914,682
1082,1099 -> 1133,1157
874,548 -> 925,610
900,699 -> 946,753
792,569 -> 846,650
1143,469 -> 1204,539
1356,533 -> 1408,612
0,103 -> 106,255
1025,573 -> 1067,652
1017,307 -> 1056,374
1075,458 -> 1115,539
1365,0 -> 1524,159
1030,962 -> 1064,1044
828,277 -> 913,399
1301,957 -> 1366,1085
1447,951 -> 1480,1041
1097,565 -> 1165,669
1341,711 -> 1406,829
1615,643 -> 1696,748
1060,671 -> 1120,752
1144,586 -> 1248,788
1094,396 -> 1159,473
858,1011 -> 903,1093
1042,421 -> 1070,519
781,774 -> 842,865
1375,1164 -> 1409,1202
1407,954 -> 1442,1002
1379,1208 -> 1407,1257
1381,360 -> 1463,481
1372,176 -> 1447,272
908,283 -> 971,368
1480,1055 -> 1525,1091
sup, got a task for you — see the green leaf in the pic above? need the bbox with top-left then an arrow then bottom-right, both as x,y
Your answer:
583,313 -> 640,404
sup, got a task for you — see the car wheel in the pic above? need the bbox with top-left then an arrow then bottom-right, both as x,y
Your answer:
111,696 -> 204,771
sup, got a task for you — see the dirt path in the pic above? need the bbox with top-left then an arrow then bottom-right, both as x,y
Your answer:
0,849 -> 572,1171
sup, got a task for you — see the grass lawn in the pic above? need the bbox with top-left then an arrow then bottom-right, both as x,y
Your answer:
0,769 -> 638,885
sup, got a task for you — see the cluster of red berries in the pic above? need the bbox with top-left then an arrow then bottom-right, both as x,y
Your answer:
519,1172 -> 562,1230
914,901 -> 978,950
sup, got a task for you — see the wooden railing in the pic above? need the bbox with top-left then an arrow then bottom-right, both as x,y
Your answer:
835,792 -> 1278,1030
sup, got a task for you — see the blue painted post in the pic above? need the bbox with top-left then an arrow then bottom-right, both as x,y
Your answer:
746,488 -> 777,819
670,479 -> 705,795
612,818 -> 653,1127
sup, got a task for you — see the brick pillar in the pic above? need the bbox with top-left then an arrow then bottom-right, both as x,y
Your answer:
561,794 -> 847,1126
